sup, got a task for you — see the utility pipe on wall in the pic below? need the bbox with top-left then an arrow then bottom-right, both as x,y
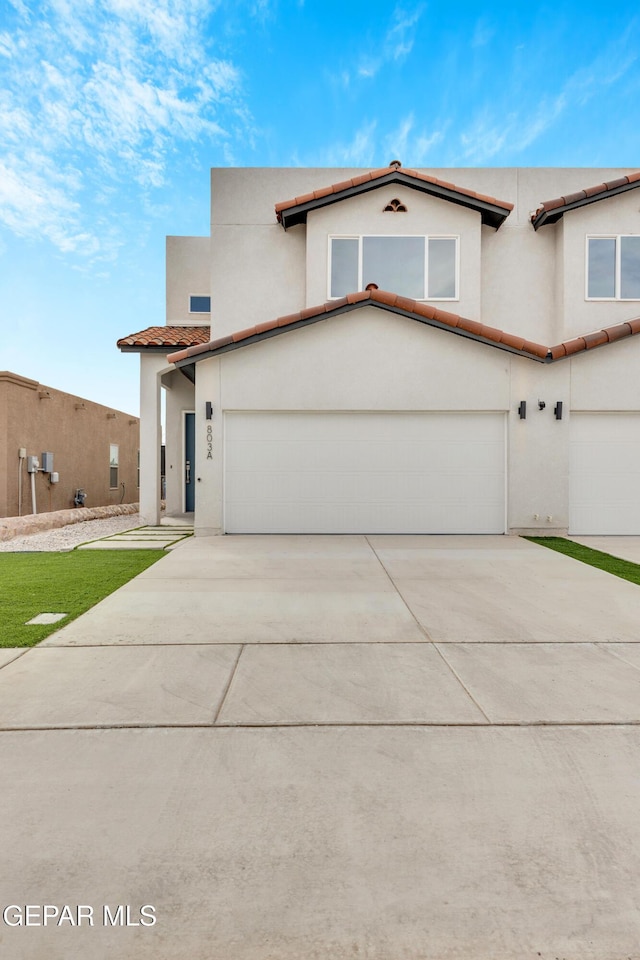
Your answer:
30,470 -> 37,516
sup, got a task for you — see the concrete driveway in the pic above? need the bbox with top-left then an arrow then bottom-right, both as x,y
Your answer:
2,535 -> 640,959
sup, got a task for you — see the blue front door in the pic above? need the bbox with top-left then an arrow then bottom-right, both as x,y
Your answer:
185,412 -> 195,512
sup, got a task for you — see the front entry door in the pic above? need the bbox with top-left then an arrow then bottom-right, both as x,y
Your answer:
185,412 -> 195,512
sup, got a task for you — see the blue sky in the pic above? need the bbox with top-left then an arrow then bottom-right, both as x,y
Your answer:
1,0 -> 640,415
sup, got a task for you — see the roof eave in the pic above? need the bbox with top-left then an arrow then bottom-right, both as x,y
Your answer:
118,344 -> 183,353
279,173 -> 512,230
532,179 -> 640,230
170,299 -> 550,368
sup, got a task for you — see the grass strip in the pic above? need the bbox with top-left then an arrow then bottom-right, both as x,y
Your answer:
0,550 -> 165,647
525,537 -> 640,586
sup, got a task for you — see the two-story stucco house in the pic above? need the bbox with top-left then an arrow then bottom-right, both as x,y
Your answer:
118,162 -> 640,537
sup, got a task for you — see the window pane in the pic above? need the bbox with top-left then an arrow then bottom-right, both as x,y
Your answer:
362,236 -> 425,299
331,238 -> 359,297
428,238 -> 457,298
621,237 -> 640,299
110,467 -> 118,488
109,444 -> 119,467
588,238 -> 616,298
190,296 -> 211,312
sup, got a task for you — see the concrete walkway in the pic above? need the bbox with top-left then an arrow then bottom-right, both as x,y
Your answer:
2,535 -> 640,959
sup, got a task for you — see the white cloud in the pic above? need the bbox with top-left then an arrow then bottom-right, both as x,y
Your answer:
471,18 -> 494,49
319,120 -> 378,167
386,4 -> 424,61
0,0 -> 248,256
459,21 -> 640,163
356,3 -> 424,79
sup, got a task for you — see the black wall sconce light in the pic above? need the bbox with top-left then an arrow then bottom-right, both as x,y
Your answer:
205,402 -> 213,420
518,401 -> 527,419
554,401 -> 563,420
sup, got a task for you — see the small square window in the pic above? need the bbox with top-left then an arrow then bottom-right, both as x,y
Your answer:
189,296 -> 211,313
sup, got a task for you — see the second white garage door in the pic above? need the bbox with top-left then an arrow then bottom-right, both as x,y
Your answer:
224,411 -> 505,534
570,413 -> 640,534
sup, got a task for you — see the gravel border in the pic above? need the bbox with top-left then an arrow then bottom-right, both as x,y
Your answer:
0,514 -> 144,552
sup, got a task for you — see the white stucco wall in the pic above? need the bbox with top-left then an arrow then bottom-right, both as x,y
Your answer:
193,357 -> 222,536
139,353 -> 169,525
161,165 -> 640,537
507,358 -> 571,532
570,335 -> 640,410
162,369 -> 195,515
559,190 -> 640,339
306,190 -> 481,319
166,236 -> 211,325
220,307 -> 510,410
203,166 -> 640,347
210,224 -> 305,338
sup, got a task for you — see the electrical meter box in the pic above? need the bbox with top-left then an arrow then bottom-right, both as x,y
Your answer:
41,452 -> 54,473
26,456 -> 39,473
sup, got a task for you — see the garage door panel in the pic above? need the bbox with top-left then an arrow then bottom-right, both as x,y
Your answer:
225,412 -> 505,534
570,414 -> 640,534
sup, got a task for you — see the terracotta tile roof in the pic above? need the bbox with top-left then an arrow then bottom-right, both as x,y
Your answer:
117,326 -> 211,351
275,161 -> 514,230
531,171 -> 640,229
167,290 -> 640,369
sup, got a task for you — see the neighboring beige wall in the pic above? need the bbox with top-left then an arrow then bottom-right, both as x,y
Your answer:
0,372 -> 140,518
166,236 -> 211,326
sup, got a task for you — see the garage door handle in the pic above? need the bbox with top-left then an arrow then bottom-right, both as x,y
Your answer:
186,461 -> 191,484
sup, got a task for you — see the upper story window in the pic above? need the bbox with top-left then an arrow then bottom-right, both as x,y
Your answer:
587,236 -> 640,299
329,235 -> 458,301
189,295 -> 211,313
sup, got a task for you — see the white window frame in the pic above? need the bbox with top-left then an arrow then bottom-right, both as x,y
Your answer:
585,235 -> 640,301
109,444 -> 119,490
327,234 -> 459,302
189,295 -> 211,314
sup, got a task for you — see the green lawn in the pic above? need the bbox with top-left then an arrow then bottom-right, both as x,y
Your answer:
525,536 -> 640,586
0,550 -> 165,647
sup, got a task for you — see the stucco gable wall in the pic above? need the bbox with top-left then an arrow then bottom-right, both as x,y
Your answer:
560,190 -> 640,339
570,334 -> 640,410
218,306 -> 511,412
306,190 -> 481,319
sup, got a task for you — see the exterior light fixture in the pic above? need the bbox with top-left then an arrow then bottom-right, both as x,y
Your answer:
518,401 -> 527,419
205,402 -> 213,420
554,401 -> 563,420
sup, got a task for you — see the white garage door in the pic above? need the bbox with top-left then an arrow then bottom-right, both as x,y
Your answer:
224,412 -> 505,534
570,413 -> 640,534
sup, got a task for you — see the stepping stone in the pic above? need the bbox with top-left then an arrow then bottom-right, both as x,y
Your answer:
26,613 -> 68,625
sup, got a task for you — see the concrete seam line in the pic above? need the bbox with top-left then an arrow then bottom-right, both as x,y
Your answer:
0,721 -> 639,731
363,535 -> 434,642
212,644 -> 245,724
431,642 -> 494,724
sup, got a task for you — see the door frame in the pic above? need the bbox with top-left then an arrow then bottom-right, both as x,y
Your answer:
183,410 -> 196,513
